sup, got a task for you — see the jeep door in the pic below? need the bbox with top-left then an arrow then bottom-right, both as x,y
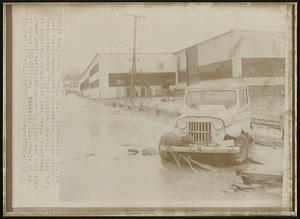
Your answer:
238,88 -> 252,134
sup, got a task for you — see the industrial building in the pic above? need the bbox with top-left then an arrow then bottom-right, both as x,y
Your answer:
175,30 -> 286,96
79,53 -> 176,99
79,30 -> 286,98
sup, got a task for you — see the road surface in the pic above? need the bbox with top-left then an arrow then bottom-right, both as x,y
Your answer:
59,94 -> 283,207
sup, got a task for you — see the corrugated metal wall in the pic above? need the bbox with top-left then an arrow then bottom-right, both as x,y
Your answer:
178,50 -> 187,71
186,46 -> 198,85
177,50 -> 187,83
197,31 -> 235,65
235,30 -> 286,58
176,31 -> 236,84
175,30 -> 286,86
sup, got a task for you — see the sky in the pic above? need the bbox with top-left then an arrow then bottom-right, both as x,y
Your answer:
62,3 -> 290,76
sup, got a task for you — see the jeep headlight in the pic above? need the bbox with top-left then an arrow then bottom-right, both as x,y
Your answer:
175,118 -> 187,130
213,120 -> 223,131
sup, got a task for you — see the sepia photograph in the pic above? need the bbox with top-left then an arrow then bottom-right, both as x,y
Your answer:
3,2 -> 297,216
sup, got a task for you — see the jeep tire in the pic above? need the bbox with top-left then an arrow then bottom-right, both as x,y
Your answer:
232,133 -> 249,164
158,135 -> 172,162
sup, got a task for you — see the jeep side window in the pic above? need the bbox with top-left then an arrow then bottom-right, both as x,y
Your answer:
239,89 -> 246,107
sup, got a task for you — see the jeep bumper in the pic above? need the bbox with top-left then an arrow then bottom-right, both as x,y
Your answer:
160,140 -> 240,154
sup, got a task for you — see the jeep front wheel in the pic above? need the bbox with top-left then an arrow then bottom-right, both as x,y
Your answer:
232,134 -> 249,164
158,134 -> 173,162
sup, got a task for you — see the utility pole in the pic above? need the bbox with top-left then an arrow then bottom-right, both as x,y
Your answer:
126,14 -> 146,106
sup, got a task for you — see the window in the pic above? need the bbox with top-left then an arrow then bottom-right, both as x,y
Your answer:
239,89 -> 246,107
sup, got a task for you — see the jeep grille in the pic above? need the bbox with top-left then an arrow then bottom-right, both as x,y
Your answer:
188,121 -> 212,144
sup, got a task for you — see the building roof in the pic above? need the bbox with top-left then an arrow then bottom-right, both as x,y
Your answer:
186,78 -> 248,90
174,29 -> 285,54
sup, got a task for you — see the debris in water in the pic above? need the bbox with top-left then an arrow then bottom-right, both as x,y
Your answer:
246,157 -> 265,165
236,165 -> 283,186
189,157 -> 222,172
121,144 -> 130,147
85,153 -> 96,157
232,174 -> 244,185
230,183 -> 254,192
170,151 -> 182,168
241,171 -> 283,186
142,148 -> 158,156
166,151 -> 221,173
128,148 -> 139,156
180,155 -> 199,174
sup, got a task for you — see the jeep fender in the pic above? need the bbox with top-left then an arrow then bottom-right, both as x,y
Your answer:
226,116 -> 252,139
225,124 -> 242,138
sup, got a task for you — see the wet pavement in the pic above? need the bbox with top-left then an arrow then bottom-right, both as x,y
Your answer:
59,94 -> 283,207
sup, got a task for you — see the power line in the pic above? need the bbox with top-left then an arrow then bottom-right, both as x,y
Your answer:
125,14 -> 146,105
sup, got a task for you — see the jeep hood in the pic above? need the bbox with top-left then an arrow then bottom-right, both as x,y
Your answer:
182,105 -> 236,122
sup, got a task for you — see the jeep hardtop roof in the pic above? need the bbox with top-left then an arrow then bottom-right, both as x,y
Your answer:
186,78 -> 248,90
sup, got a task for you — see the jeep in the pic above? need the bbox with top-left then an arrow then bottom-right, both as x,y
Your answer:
158,78 -> 252,164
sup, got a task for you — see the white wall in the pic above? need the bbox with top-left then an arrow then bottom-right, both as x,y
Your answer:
102,53 -> 176,73
177,50 -> 186,71
80,89 -> 89,97
103,54 -> 132,73
89,87 -> 100,99
136,53 -> 176,73
96,53 -> 176,98
235,30 -> 286,58
98,56 -> 110,98
78,73 -> 89,96
195,30 -> 286,65
116,87 -> 127,98
243,76 -> 284,86
79,54 -> 101,96
78,71 -> 89,87
197,31 -> 236,65
175,30 -> 285,65
233,30 -> 286,77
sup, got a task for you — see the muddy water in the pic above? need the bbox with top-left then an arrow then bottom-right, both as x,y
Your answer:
59,95 -> 282,207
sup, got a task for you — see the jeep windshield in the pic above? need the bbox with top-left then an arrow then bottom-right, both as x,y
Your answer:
186,90 -> 237,109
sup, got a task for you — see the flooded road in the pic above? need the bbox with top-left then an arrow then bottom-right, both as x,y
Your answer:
59,94 -> 282,207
